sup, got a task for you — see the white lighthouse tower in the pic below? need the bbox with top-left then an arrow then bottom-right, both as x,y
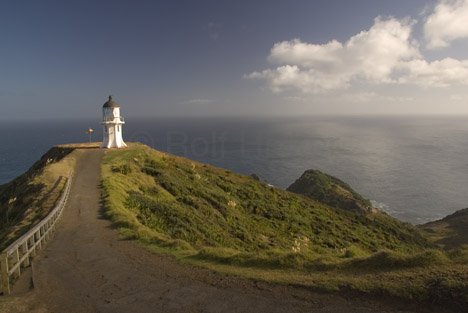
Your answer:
101,95 -> 127,149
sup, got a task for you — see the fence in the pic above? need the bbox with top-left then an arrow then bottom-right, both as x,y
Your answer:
0,171 -> 73,295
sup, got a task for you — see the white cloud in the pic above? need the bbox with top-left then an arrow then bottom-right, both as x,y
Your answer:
268,39 -> 343,67
247,65 -> 350,93
397,58 -> 468,86
283,95 -> 306,102
247,16 -> 468,94
341,92 -> 379,103
338,92 -> 416,104
450,94 -> 465,101
424,0 -> 468,49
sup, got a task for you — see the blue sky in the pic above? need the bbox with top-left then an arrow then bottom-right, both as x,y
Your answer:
1,0 -> 468,119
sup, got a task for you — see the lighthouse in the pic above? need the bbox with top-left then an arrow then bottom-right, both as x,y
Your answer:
101,95 -> 127,149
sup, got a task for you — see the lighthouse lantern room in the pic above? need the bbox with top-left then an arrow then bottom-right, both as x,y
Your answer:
101,95 -> 127,149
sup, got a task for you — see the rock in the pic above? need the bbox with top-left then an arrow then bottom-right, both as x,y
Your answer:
250,173 -> 260,181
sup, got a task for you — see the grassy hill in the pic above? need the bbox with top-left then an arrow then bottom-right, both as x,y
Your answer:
287,169 -> 373,213
101,143 -> 467,308
0,146 -> 77,250
420,208 -> 468,249
102,143 -> 428,255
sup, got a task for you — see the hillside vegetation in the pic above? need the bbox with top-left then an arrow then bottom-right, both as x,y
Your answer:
420,208 -> 468,249
0,146 -> 77,250
287,169 -> 373,213
102,143 -> 467,308
0,143 -> 101,250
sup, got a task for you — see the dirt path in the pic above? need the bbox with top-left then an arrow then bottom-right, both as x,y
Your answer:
0,149 -> 449,313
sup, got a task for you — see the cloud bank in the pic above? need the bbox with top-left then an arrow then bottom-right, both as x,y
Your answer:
247,1 -> 468,94
424,0 -> 468,49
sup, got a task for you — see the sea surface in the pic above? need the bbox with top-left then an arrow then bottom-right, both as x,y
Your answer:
1,116 -> 468,224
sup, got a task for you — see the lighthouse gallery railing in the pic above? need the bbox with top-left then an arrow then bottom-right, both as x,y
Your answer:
0,171 -> 73,295
102,116 -> 125,123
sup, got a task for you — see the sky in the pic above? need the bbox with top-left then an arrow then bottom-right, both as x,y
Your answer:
1,0 -> 468,120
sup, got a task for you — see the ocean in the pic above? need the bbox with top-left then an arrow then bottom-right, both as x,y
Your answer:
1,116 -> 468,224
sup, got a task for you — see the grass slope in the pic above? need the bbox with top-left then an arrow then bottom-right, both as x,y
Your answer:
101,143 -> 467,309
287,169 -> 373,213
0,146 -> 77,250
420,208 -> 468,249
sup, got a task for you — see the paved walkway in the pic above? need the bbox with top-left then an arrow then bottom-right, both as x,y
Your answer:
0,149 -> 444,313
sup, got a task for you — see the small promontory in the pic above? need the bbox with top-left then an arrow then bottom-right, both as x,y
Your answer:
421,208 -> 468,249
287,169 -> 373,213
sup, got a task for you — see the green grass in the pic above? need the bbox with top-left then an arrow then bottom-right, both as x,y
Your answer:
101,143 -> 468,309
420,208 -> 468,249
287,169 -> 373,213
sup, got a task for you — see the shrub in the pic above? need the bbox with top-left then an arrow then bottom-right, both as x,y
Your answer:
349,249 -> 450,270
111,163 -> 132,175
141,166 -> 162,177
343,245 -> 369,258
447,246 -> 468,264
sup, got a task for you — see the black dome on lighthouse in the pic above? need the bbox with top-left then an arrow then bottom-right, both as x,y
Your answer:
103,95 -> 120,108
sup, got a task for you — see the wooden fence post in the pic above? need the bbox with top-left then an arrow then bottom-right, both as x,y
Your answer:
14,249 -> 20,277
36,231 -> 42,250
29,236 -> 36,257
1,254 -> 10,295
21,242 -> 30,267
